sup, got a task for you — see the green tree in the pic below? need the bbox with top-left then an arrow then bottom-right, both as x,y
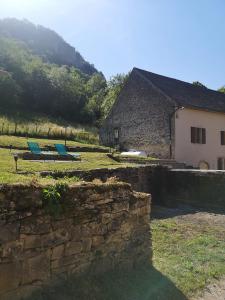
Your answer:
192,81 -> 207,88
86,73 -> 106,95
0,36 -> 111,125
101,73 -> 129,118
0,70 -> 21,109
218,86 -> 225,94
84,73 -> 107,124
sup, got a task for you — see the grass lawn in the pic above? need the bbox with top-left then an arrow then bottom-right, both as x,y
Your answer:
0,147 -> 127,184
152,210 -> 225,298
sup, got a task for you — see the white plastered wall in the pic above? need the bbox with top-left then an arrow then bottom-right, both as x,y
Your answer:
175,108 -> 225,169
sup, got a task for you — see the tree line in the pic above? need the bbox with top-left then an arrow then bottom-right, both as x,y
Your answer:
0,37 -> 127,127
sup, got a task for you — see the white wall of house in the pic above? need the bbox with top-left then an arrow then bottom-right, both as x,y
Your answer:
175,108 -> 225,169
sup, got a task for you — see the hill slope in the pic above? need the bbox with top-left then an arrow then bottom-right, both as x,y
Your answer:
0,18 -> 98,75
0,35 -> 106,125
0,18 -> 124,127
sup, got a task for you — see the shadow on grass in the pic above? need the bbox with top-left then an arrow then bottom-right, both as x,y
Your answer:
26,265 -> 187,300
151,204 -> 198,220
151,204 -> 225,220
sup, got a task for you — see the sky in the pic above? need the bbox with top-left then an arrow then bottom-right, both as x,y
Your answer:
0,0 -> 225,89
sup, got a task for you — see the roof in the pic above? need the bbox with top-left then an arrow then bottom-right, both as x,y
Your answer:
134,67 -> 225,113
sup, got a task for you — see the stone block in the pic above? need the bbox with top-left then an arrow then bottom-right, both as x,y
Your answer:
20,216 -> 51,234
113,201 -> 129,212
22,250 -> 51,284
0,191 -> 6,202
65,241 -> 82,256
91,223 -> 107,235
70,225 -> 82,241
0,223 -> 20,243
92,236 -> 104,248
1,240 -> 23,259
101,213 -> 111,224
51,244 -> 65,260
81,238 -> 92,252
46,229 -> 70,248
95,198 -> 114,205
0,262 -> 22,294
21,234 -> 41,249
51,218 -> 73,231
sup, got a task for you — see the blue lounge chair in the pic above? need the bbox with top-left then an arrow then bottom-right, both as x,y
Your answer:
54,144 -> 81,160
27,142 -> 42,154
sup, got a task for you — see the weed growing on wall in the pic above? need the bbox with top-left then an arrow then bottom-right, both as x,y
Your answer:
42,183 -> 68,218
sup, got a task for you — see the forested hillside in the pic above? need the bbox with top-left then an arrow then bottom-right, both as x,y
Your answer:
0,18 -> 98,75
0,19 -> 128,126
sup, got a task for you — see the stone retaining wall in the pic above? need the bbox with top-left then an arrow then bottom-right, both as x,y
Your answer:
40,165 -> 162,194
0,182 -> 151,300
158,170 -> 225,211
41,167 -> 225,211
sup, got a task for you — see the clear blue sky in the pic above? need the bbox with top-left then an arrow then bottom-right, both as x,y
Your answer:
0,0 -> 225,89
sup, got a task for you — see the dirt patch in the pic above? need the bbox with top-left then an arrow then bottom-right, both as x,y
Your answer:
176,211 -> 225,228
152,205 -> 225,229
193,278 -> 225,300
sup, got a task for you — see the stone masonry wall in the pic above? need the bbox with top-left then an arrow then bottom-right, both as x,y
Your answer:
100,69 -> 176,158
0,182 -> 151,300
41,166 -> 225,211
40,165 -> 165,197
157,170 -> 225,211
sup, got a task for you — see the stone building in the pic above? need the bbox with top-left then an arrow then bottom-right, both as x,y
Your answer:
100,67 -> 225,169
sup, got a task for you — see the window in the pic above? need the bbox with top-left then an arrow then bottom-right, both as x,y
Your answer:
221,131 -> 225,145
191,127 -> 206,144
218,157 -> 225,170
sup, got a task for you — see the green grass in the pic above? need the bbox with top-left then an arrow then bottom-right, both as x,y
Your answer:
0,148 -> 126,184
152,217 -> 225,297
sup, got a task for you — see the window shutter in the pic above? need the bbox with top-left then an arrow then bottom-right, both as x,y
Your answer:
191,127 -> 195,143
197,128 -> 201,143
202,128 -> 206,144
221,131 -> 225,145
218,158 -> 223,170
